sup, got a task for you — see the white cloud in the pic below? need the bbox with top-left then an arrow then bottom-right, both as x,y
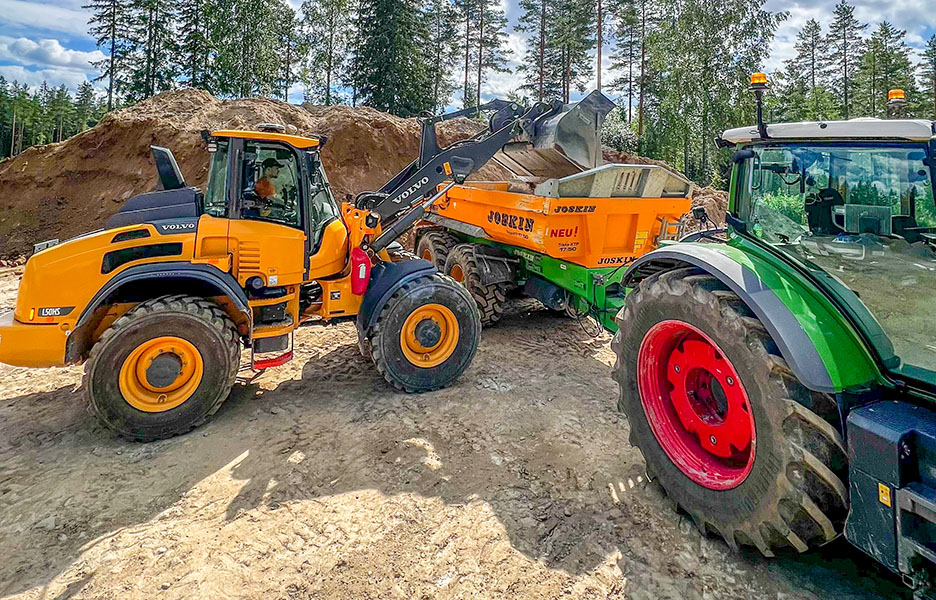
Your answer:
0,64 -> 94,89
763,0 -> 936,73
0,0 -> 92,38
0,37 -> 104,70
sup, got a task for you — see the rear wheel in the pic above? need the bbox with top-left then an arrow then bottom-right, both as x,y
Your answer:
444,244 -> 510,326
83,295 -> 240,441
367,273 -> 480,392
612,267 -> 848,555
416,230 -> 460,270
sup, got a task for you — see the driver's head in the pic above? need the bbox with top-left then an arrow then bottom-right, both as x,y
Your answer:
261,158 -> 283,179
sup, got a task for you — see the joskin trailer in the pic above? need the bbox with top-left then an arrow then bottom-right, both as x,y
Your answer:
413,90 -> 695,328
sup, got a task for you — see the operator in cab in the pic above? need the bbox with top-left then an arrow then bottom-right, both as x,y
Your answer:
255,158 -> 282,201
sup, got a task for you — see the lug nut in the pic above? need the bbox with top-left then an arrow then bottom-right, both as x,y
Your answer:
726,376 -> 734,385
674,365 -> 680,373
709,435 -> 717,445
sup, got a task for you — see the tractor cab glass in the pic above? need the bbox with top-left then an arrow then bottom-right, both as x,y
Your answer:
241,143 -> 302,228
737,143 -> 936,374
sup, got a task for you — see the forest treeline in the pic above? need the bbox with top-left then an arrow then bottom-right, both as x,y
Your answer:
2,0 -> 936,186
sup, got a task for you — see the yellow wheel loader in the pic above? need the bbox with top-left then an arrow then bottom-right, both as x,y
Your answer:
0,96 -> 610,441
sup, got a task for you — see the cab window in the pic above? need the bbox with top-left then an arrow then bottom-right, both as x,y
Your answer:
203,139 -> 229,217
240,143 -> 302,228
738,143 -> 936,374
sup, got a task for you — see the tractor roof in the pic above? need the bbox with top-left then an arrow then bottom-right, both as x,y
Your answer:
721,118 -> 935,145
210,129 -> 320,149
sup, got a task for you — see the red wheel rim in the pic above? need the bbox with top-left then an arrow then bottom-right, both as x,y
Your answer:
637,320 -> 756,490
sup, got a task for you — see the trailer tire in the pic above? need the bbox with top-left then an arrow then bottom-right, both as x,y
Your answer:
368,272 -> 480,392
444,244 -> 509,326
612,267 -> 848,555
83,295 -> 240,442
416,230 -> 460,270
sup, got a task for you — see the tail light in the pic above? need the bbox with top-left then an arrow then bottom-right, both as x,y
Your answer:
350,247 -> 371,295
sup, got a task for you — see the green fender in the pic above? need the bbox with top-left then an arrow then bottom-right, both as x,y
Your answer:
622,239 -> 888,394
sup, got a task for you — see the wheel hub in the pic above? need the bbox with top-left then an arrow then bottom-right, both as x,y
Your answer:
637,320 -> 756,490
414,318 -> 442,348
119,336 -> 204,413
145,352 -> 183,389
400,304 -> 460,368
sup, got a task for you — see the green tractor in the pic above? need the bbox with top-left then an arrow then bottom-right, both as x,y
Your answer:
614,78 -> 936,593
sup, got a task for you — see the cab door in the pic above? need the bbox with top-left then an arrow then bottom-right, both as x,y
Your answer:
226,138 -> 307,288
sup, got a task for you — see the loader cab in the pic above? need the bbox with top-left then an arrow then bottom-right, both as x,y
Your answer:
725,122 -> 936,384
203,130 -> 346,284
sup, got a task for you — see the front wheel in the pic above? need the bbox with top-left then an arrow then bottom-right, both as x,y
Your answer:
366,273 -> 481,392
613,267 -> 848,555
83,295 -> 240,441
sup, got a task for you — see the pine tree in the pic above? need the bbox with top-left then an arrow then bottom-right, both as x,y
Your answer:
607,0 -> 638,119
353,0 -> 433,116
824,1 -> 866,119
177,0 -> 212,89
74,81 -> 100,131
784,18 -> 837,120
423,0 -> 460,111
473,0 -> 510,107
300,0 -> 352,105
855,22 -> 915,118
552,0 -> 595,102
515,0 -> 561,101
275,6 -> 305,101
125,0 -> 180,101
454,0 -> 478,108
919,35 -> 936,119
793,19 -> 828,92
84,0 -> 134,110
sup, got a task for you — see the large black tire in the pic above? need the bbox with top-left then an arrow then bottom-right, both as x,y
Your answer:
415,230 -> 460,270
612,267 -> 848,555
444,244 -> 510,326
366,273 -> 480,392
83,295 -> 240,441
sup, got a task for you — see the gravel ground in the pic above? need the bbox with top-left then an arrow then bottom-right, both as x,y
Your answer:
0,265 -> 910,599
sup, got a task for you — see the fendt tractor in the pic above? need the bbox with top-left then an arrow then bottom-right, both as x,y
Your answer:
613,77 -> 936,594
0,95 -> 609,441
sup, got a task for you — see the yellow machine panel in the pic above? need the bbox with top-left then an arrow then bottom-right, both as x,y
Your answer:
226,219 -> 307,287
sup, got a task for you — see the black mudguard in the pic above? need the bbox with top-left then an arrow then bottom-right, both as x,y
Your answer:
356,259 -> 437,333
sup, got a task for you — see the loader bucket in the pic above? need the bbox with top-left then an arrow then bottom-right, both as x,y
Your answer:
495,90 -> 616,178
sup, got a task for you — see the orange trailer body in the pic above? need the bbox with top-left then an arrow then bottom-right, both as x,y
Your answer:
431,166 -> 693,268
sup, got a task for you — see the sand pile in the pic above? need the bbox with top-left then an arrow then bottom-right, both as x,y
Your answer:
0,89 -> 505,257
0,88 -> 727,257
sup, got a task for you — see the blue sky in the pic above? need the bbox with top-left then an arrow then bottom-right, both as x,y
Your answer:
1,0 -> 935,106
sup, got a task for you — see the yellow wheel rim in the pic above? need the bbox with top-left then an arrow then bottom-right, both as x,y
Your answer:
422,249 -> 433,261
449,264 -> 465,283
118,336 -> 204,412
400,304 -> 459,368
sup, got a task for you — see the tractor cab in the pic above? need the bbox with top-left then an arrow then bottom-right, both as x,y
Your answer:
723,117 -> 936,378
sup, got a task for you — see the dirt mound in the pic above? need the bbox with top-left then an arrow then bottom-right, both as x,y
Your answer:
0,89 -> 506,257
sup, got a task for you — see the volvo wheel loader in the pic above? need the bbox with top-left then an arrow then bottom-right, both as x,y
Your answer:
0,96 -> 601,441
613,78 -> 936,595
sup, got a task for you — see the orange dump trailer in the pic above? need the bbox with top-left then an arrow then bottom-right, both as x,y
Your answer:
415,162 -> 694,328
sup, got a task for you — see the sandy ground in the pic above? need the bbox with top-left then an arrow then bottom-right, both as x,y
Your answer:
0,265 -> 911,599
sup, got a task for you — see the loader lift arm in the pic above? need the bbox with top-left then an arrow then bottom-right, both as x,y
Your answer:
356,99 -> 564,228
